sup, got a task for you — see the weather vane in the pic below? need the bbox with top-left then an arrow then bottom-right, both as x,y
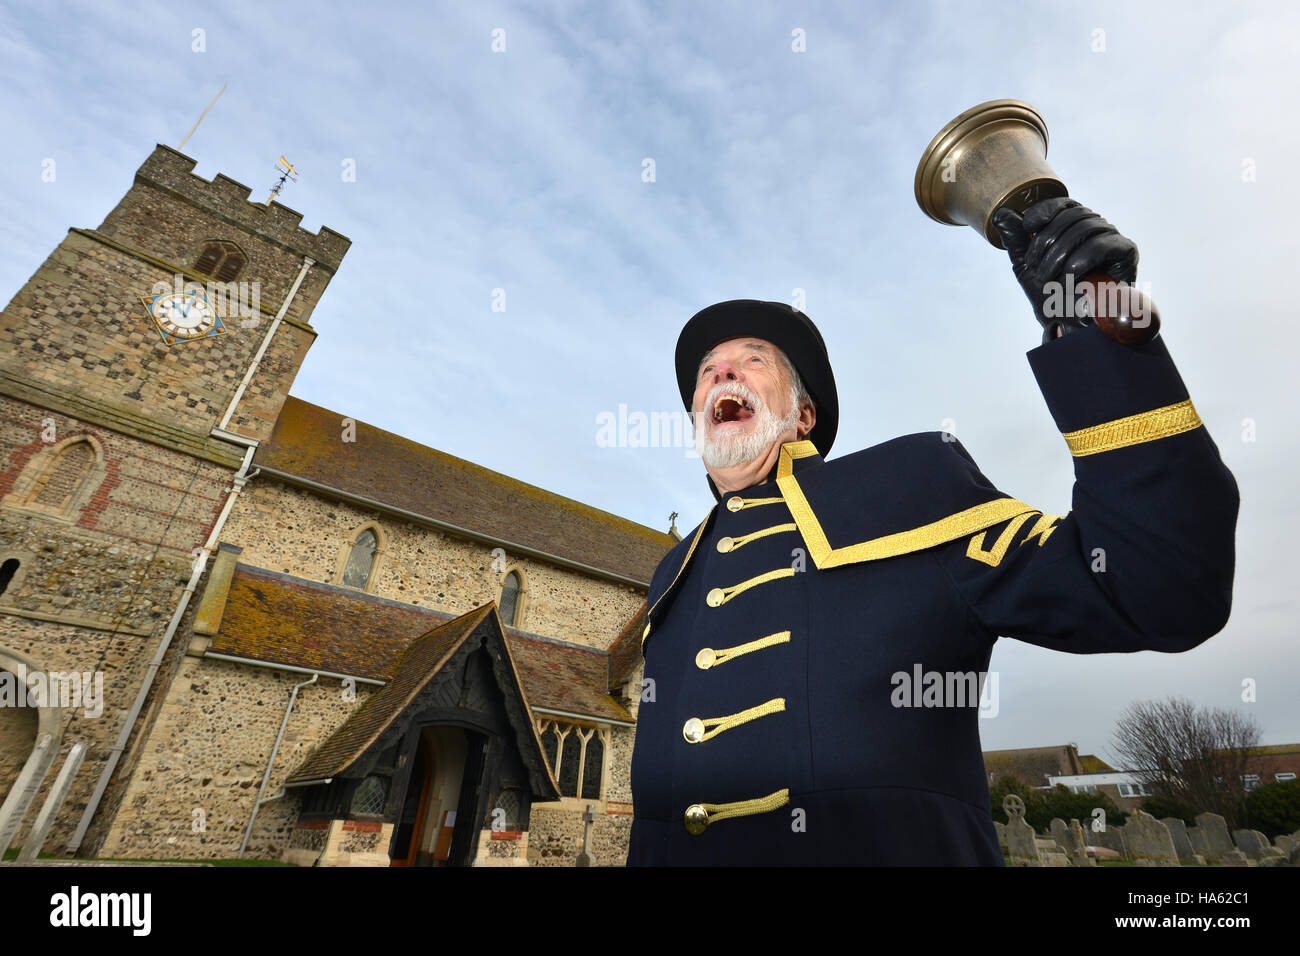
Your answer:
266,156 -> 298,204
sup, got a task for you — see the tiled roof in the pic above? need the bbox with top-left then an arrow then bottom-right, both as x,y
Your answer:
606,601 -> 646,690
1242,743 -> 1300,756
508,630 -> 631,724
1077,753 -> 1116,773
208,564 -> 631,723
982,745 -> 1082,786
210,565 -> 434,680
287,605 -> 492,783
254,395 -> 676,583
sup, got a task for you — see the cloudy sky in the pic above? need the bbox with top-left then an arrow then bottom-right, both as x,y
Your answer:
2,0 -> 1296,766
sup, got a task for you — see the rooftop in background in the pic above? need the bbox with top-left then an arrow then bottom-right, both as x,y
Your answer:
208,563 -> 633,725
253,395 -> 676,585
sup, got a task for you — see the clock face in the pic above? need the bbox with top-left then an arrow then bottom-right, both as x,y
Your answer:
148,291 -> 218,340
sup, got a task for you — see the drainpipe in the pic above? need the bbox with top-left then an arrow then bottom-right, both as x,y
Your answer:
239,672 -> 318,859
67,437 -> 259,854
69,256 -> 316,855
219,256 -> 313,431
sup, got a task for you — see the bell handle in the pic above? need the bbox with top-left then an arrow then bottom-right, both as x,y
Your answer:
1079,273 -> 1160,346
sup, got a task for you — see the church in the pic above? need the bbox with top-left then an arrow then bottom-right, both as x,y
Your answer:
0,145 -> 675,865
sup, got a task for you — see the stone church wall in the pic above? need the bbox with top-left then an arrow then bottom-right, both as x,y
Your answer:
97,655 -> 375,861
221,478 -> 645,650
0,395 -> 236,855
0,228 -> 319,447
526,805 -> 633,867
524,723 -> 637,866
1,143 -> 654,868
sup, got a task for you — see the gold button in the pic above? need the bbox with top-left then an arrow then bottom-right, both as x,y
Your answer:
727,496 -> 744,512
695,647 -> 716,669
717,537 -> 734,553
684,804 -> 709,835
682,717 -> 705,743
706,588 -> 724,607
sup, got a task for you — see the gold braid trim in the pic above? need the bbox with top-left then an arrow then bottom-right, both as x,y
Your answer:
1062,399 -> 1202,457
775,441 -> 1038,570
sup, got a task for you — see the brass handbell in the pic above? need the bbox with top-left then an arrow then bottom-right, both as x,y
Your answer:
914,99 -> 1159,344
914,99 -> 1066,249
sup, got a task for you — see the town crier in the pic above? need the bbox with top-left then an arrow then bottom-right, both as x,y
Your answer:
626,198 -> 1240,865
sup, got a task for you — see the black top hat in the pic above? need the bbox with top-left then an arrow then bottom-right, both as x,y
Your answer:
675,299 -> 839,457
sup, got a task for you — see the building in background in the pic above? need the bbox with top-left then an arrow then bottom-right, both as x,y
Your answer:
0,146 -> 673,865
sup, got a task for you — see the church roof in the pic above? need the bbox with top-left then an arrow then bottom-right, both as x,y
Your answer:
285,604 -> 561,801
254,395 -> 676,584
286,604 -> 495,784
606,600 -> 647,690
207,564 -> 633,724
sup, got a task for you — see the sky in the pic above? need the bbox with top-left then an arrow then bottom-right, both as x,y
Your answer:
1,0 -> 1297,767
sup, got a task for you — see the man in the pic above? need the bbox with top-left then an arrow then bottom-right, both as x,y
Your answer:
626,199 -> 1239,865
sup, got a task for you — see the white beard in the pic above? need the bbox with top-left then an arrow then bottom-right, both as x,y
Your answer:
694,380 -> 801,469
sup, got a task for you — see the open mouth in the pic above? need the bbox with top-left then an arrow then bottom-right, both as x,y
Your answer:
712,393 -> 756,426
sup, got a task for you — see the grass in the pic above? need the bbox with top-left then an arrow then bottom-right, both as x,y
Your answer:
2,847 -> 288,866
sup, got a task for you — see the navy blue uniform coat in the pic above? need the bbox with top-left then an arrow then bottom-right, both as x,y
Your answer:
627,325 -> 1239,865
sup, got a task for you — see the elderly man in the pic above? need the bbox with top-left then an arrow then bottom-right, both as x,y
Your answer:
626,199 -> 1239,865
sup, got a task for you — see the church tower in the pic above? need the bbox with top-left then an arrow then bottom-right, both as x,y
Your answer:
1,145 -> 349,445
0,147 -> 350,857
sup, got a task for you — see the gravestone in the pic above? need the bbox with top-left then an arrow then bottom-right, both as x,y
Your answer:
1036,837 -> 1070,866
1231,828 -> 1270,860
1161,817 -> 1203,866
1049,818 -> 1070,852
1050,817 -> 1090,866
1069,819 -> 1096,866
1090,822 -> 1128,858
1274,834 -> 1295,857
1003,795 -> 1041,867
1220,849 -> 1252,867
1124,810 -> 1179,866
1192,812 -> 1234,864
992,821 -> 1008,855
575,804 -> 596,867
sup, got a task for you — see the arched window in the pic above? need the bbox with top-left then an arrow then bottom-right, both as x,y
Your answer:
499,570 -> 522,626
581,733 -> 604,800
342,528 -> 377,589
4,437 -> 102,520
0,559 -> 18,598
559,731 -> 582,797
31,441 -> 93,511
192,240 -> 246,282
536,719 -> 606,801
540,722 -> 559,770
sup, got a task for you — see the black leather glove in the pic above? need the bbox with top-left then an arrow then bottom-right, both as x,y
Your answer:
991,198 -> 1139,345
